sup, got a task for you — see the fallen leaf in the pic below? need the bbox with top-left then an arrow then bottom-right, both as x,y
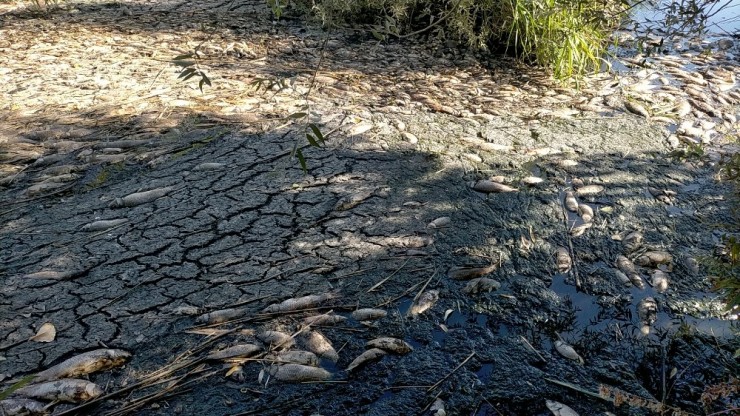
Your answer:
29,323 -> 56,343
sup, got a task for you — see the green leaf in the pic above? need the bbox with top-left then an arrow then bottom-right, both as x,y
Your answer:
173,60 -> 196,68
371,30 -> 385,41
306,133 -> 320,148
0,375 -> 35,400
178,67 -> 197,79
288,112 -> 307,120
295,148 -> 307,173
173,53 -> 194,61
309,124 -> 324,143
181,71 -> 199,82
199,73 -> 212,92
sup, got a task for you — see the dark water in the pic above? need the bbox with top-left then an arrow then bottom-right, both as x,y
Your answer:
631,0 -> 740,37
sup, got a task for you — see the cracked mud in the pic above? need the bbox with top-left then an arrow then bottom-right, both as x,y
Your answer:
1,1 -> 738,415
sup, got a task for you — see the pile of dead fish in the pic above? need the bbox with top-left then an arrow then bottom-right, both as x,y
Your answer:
0,349 -> 131,416
195,294 -> 414,384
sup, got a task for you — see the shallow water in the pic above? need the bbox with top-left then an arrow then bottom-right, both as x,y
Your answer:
631,0 -> 740,36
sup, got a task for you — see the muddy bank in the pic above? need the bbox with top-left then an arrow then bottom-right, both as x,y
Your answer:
1,111 -> 737,415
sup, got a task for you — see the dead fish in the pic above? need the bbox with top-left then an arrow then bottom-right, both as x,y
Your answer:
25,182 -> 68,196
268,363 -> 331,382
0,398 -> 47,416
262,293 -> 336,314
470,180 -> 518,193
614,269 -> 632,286
578,204 -> 594,223
463,278 -> 501,295
256,331 -> 295,350
409,290 -> 439,316
651,270 -> 669,293
554,340 -> 584,364
206,344 -> 261,361
575,185 -> 604,196
302,313 -> 347,327
556,247 -> 572,273
193,162 -> 225,171
171,305 -> 201,315
564,191 -> 578,212
689,98 -> 718,117
22,270 -> 75,280
196,308 -> 244,324
674,100 -> 692,117
570,223 -> 592,237
109,186 -> 173,208
366,337 -> 413,354
615,255 -> 643,288
648,187 -> 675,204
267,350 -> 319,367
427,217 -> 451,229
15,379 -> 103,403
625,100 -> 650,118
430,398 -> 446,416
81,218 -> 128,232
34,349 -> 131,382
521,176 -> 544,185
448,265 -> 497,280
637,297 -> 658,328
300,331 -> 338,362
622,231 -> 643,253
636,251 -> 672,267
351,308 -> 387,321
347,348 -> 387,372
546,400 -> 579,416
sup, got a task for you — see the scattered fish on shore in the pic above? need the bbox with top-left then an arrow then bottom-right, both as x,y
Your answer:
636,251 -> 672,267
427,217 -> 451,229
351,308 -> 387,321
622,231 -> 643,253
256,331 -> 295,350
206,344 -> 261,361
366,337 -> 413,354
109,186 -> 173,208
564,191 -> 578,211
0,398 -> 47,416
556,247 -> 571,273
409,290 -> 439,316
300,331 -> 338,362
264,363 -> 331,382
578,204 -> 594,222
262,293 -> 337,314
196,308 -> 244,324
14,379 -> 103,403
302,313 -> 347,327
546,400 -> 580,416
347,348 -> 386,372
554,340 -> 584,364
469,180 -> 518,193
651,270 -> 670,293
638,297 -> 658,335
34,349 -> 131,382
266,350 -> 319,367
616,255 -> 644,289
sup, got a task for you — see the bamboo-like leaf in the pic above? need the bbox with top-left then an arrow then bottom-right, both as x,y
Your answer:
178,67 -> 197,79
288,112 -> 307,119
309,124 -> 324,143
173,53 -> 193,61
306,133 -> 321,148
0,375 -> 35,400
295,149 -> 307,173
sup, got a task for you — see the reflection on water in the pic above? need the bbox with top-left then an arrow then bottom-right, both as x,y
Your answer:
631,0 -> 740,37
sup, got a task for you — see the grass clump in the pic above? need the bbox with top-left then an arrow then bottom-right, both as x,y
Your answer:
292,0 -> 626,80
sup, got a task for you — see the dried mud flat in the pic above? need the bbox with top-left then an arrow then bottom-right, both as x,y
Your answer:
1,1 -> 739,415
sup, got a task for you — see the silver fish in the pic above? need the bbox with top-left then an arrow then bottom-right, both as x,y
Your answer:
34,349 -> 131,382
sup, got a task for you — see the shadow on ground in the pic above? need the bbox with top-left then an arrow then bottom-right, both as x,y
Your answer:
1,107 -> 738,415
